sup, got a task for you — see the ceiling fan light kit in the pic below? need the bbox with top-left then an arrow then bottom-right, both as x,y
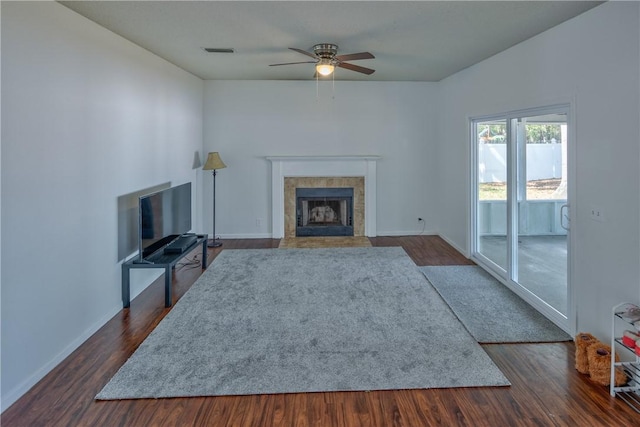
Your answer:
316,59 -> 335,76
270,43 -> 375,78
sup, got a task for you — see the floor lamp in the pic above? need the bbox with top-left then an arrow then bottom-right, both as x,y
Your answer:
203,152 -> 226,247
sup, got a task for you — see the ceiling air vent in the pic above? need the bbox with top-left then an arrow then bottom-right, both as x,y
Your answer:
202,48 -> 235,53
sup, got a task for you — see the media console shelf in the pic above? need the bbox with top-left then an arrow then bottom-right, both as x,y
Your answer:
122,234 -> 208,308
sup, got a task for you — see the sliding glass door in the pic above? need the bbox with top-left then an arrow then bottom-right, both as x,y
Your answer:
476,119 -> 508,271
472,106 -> 571,330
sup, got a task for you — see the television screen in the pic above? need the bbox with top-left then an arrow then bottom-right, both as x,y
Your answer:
139,182 -> 192,260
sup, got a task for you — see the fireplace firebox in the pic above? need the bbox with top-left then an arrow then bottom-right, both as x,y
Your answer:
296,188 -> 354,236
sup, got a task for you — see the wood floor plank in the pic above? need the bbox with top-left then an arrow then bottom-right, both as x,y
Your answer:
3,236 -> 639,426
368,235 -> 474,266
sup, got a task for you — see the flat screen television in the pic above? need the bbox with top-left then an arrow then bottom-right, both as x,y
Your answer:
138,182 -> 192,261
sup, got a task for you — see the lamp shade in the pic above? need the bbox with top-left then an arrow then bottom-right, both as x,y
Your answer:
203,152 -> 227,170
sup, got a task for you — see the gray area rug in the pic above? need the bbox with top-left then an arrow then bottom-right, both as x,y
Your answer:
97,247 -> 509,400
420,265 -> 571,343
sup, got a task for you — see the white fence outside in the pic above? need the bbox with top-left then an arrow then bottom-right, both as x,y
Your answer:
479,143 -> 563,183
478,143 -> 566,236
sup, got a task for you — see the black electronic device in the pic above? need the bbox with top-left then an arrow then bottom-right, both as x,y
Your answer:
163,235 -> 198,254
138,182 -> 192,261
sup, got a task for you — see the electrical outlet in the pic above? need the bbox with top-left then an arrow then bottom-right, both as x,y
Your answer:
589,207 -> 604,222
256,218 -> 262,227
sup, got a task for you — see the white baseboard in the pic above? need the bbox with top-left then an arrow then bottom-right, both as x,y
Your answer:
220,232 -> 447,239
1,305 -> 121,413
375,230 -> 438,237
218,233 -> 273,239
437,234 -> 470,258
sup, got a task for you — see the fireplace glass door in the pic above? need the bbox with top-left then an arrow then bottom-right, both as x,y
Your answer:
296,188 -> 354,236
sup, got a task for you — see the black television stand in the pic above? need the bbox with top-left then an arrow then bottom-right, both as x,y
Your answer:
121,234 -> 208,308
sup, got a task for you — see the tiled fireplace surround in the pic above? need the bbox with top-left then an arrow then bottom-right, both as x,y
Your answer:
285,177 -> 362,238
267,156 -> 380,239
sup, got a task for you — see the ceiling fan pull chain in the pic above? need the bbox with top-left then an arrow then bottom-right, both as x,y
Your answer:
332,70 -> 335,99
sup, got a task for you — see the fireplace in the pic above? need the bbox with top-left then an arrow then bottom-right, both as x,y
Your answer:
267,156 -> 380,238
296,188 -> 353,236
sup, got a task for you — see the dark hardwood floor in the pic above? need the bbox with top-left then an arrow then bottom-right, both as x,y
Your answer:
3,236 -> 638,426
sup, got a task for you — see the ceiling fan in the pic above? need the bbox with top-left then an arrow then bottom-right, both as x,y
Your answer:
270,43 -> 375,77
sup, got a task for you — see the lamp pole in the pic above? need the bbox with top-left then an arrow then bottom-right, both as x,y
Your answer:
209,169 -> 222,247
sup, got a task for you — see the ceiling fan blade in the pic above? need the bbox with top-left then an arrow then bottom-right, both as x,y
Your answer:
337,62 -> 375,75
270,61 -> 317,67
335,52 -> 375,62
289,47 -> 318,59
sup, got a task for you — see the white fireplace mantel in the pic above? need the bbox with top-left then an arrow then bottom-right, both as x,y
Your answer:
267,156 -> 380,238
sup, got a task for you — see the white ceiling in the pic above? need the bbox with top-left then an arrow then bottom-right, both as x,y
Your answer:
59,1 -> 603,82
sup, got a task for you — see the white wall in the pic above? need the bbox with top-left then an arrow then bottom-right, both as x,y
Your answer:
203,81 -> 439,237
437,2 -> 640,338
1,2 -> 203,410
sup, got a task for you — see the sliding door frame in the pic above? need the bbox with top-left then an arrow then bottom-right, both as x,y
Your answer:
469,103 -> 576,334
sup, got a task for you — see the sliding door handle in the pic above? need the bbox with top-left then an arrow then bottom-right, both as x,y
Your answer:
560,204 -> 570,230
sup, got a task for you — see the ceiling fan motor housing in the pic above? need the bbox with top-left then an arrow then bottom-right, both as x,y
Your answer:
313,44 -> 339,60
